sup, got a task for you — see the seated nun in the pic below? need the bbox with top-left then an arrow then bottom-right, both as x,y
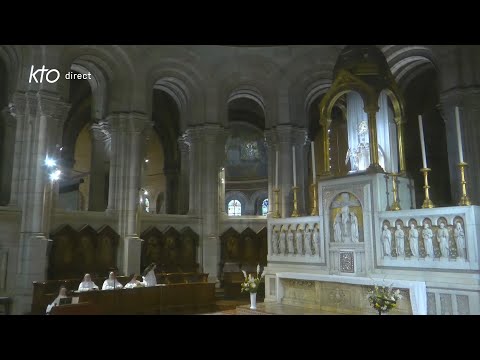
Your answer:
46,286 -> 68,314
141,262 -> 158,287
124,274 -> 144,289
102,271 -> 124,290
78,273 -> 99,292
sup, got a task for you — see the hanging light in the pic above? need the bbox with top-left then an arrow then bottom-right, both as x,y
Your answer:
45,156 -> 56,168
49,169 -> 61,181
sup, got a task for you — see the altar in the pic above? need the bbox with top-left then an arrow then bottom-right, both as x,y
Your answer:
275,272 -> 427,315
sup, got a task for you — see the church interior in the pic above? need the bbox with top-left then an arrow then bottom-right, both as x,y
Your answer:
0,44 -> 479,315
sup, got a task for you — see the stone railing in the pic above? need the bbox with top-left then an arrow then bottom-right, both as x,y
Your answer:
268,216 -> 325,265
220,215 -> 267,234
375,206 -> 480,270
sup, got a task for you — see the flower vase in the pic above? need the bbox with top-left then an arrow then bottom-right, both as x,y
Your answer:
250,292 -> 257,310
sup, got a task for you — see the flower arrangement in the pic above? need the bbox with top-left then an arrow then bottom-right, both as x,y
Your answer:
367,284 -> 402,315
240,265 -> 266,294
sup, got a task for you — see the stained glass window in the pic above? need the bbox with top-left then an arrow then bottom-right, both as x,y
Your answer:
240,141 -> 259,160
228,200 -> 242,216
261,198 -> 269,216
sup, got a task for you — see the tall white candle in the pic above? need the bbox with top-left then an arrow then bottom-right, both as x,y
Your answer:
292,146 -> 297,187
275,150 -> 279,188
311,141 -> 316,182
455,106 -> 464,163
418,115 -> 427,169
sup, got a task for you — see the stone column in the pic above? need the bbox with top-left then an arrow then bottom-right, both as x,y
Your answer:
0,108 -> 16,206
107,112 -> 150,276
185,125 -> 226,283
395,116 -> 407,174
365,105 -> 383,173
264,129 -> 276,217
275,126 -> 309,217
440,89 -> 480,204
11,91 -> 70,314
185,129 -> 201,216
177,135 -> 190,215
88,121 -> 109,212
164,162 -> 179,215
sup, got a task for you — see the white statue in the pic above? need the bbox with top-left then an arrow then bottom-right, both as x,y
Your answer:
279,230 -> 286,255
295,229 -> 303,255
144,197 -> 150,213
313,228 -> 320,256
422,223 -> 434,258
395,224 -> 405,257
408,224 -> 419,258
437,222 -> 449,258
350,212 -> 359,243
334,213 -> 342,243
271,229 -> 279,255
381,225 -> 392,257
341,206 -> 350,239
287,230 -> 295,255
454,222 -> 466,258
304,228 -> 313,256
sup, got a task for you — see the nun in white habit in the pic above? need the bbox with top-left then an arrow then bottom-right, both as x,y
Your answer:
78,273 -> 99,292
141,263 -> 157,287
46,286 -> 68,314
102,271 -> 123,290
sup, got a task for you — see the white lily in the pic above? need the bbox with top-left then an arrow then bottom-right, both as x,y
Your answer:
257,264 -> 260,275
242,270 -> 247,279
260,269 -> 266,278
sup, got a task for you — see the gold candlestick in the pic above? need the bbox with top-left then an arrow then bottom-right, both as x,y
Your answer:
389,173 -> 401,211
310,183 -> 319,216
420,168 -> 435,209
272,188 -> 281,218
458,162 -> 472,206
291,186 -> 300,217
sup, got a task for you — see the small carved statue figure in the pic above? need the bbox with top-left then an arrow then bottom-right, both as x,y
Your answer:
423,223 -> 434,258
313,227 -> 320,256
271,229 -> 279,255
287,230 -> 295,255
381,224 -> 392,257
454,222 -> 466,259
295,228 -> 303,255
350,212 -> 359,243
279,230 -> 286,255
437,222 -> 449,258
304,228 -> 313,256
395,224 -> 405,257
334,213 -> 342,243
408,223 -> 419,258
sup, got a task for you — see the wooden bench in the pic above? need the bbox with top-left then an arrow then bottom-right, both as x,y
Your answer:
32,272 -> 209,314
223,272 -> 265,300
49,283 -> 216,315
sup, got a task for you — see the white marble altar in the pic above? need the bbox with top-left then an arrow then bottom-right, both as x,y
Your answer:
275,272 -> 427,315
265,173 -> 480,315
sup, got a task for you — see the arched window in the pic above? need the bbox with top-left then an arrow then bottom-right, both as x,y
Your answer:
261,199 -> 269,216
228,199 -> 242,216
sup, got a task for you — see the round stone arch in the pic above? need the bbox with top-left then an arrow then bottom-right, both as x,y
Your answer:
214,54 -> 280,129
249,189 -> 269,215
0,45 -> 22,97
225,191 -> 249,216
380,45 -> 438,92
56,45 -> 136,113
145,59 -> 208,132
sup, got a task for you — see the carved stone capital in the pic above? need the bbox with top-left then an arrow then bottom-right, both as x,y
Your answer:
37,91 -> 71,123
177,134 -> 190,153
107,112 -> 150,134
1,107 -> 17,127
275,126 -> 308,146
90,120 -> 111,143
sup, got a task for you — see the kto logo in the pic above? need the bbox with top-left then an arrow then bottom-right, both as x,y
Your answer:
29,65 -> 60,84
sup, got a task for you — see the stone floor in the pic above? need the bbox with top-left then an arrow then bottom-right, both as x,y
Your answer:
203,301 -> 340,315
